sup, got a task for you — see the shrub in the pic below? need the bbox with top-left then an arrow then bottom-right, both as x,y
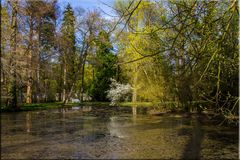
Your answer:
106,78 -> 132,105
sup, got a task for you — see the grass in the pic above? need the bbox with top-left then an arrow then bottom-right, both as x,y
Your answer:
1,101 -> 154,112
1,101 -> 209,112
1,102 -> 111,112
118,101 -> 155,107
22,102 -> 64,110
1,102 -> 62,112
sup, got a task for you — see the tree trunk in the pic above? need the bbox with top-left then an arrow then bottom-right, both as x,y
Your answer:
62,62 -> 67,102
26,77 -> 32,103
132,87 -> 137,102
26,15 -> 34,104
132,67 -> 138,103
80,61 -> 85,102
64,83 -> 75,104
9,1 -> 18,109
36,18 -> 41,103
36,59 -> 40,102
26,80 -> 32,103
44,80 -> 47,102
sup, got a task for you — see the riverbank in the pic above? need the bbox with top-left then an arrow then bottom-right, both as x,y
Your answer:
1,101 -> 209,111
1,101 -> 155,112
1,101 -> 238,126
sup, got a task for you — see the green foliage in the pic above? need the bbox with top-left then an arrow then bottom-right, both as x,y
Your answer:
89,31 -> 117,101
116,1 -> 169,102
1,0 -> 238,123
59,3 -> 77,97
114,0 -> 238,117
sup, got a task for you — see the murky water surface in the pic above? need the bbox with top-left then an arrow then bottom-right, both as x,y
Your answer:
1,106 -> 238,159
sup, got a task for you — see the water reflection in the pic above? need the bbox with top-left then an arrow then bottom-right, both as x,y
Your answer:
108,116 -> 126,139
181,118 -> 204,159
26,112 -> 31,133
132,106 -> 137,116
1,106 -> 238,159
132,106 -> 137,124
57,106 -> 92,113
82,106 -> 92,112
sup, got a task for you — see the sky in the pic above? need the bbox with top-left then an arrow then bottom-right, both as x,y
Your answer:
58,0 -> 116,19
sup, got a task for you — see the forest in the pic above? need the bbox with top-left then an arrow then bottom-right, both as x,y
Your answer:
0,0 -> 239,122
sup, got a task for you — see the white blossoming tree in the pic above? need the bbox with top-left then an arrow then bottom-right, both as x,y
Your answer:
106,78 -> 132,105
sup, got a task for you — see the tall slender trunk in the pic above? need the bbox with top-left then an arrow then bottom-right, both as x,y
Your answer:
36,18 -> 41,103
79,44 -> 89,102
26,15 -> 33,104
80,61 -> 85,102
36,57 -> 40,102
132,67 -> 138,103
9,1 -> 18,109
64,82 -> 75,104
58,63 -> 63,101
132,87 -> 137,102
26,68 -> 32,104
132,84 -> 137,119
62,62 -> 67,102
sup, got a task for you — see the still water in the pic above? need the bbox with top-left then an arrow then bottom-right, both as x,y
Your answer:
1,106 -> 238,159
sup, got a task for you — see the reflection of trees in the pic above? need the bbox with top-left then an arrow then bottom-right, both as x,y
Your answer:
108,117 -> 126,138
132,106 -> 137,116
58,106 -> 92,114
108,107 -> 138,138
57,107 -> 91,136
26,112 -> 32,133
132,106 -> 137,124
181,118 -> 204,159
10,113 -> 17,124
81,106 -> 92,112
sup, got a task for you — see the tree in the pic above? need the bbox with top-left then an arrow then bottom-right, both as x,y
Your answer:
114,0 -> 238,117
115,0 -> 168,103
1,1 -> 18,109
59,3 -> 76,103
8,0 -> 18,108
35,0 -> 57,103
76,10 -> 102,102
90,30 -> 117,101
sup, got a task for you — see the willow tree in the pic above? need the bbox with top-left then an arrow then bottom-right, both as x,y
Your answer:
114,0 -> 238,117
115,0 -> 168,102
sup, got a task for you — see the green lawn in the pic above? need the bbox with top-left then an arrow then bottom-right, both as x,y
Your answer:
1,101 -> 152,111
1,101 -> 208,112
